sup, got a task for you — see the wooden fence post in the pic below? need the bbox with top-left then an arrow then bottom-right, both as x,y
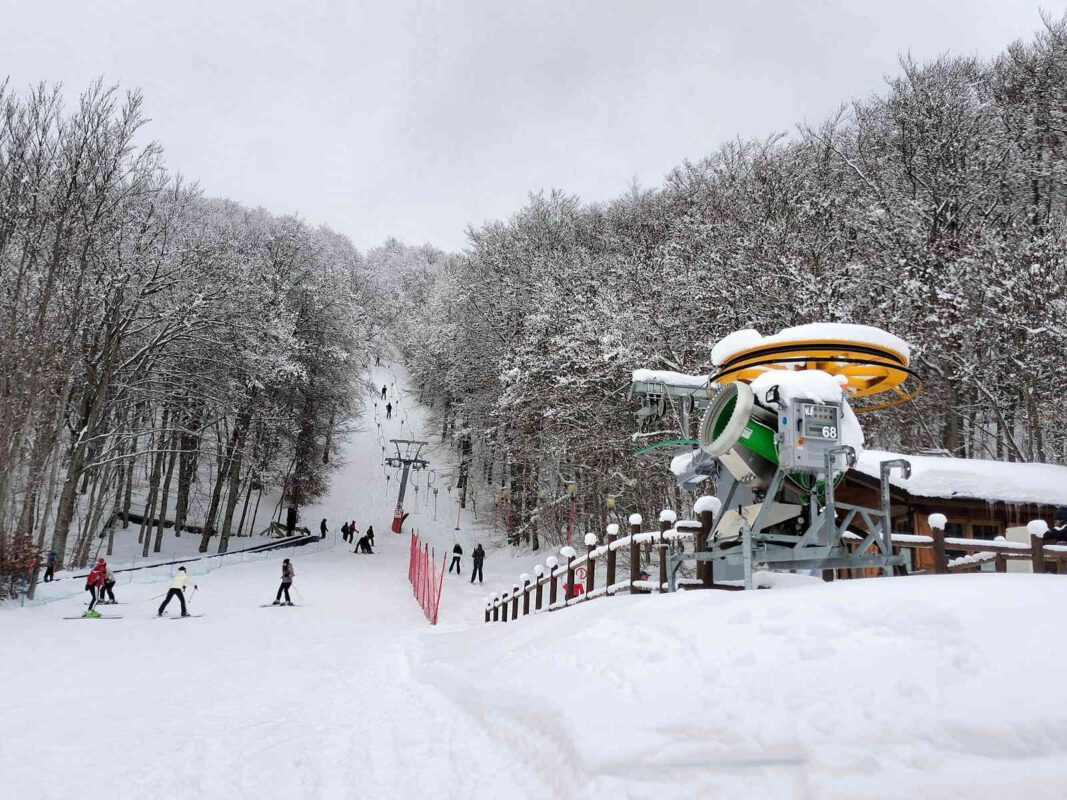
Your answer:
547,556 -> 559,608
1031,534 -> 1046,574
499,592 -> 508,623
697,508 -> 712,586
629,514 -> 643,594
511,584 -> 520,619
657,511 -> 674,593
606,523 -> 618,590
534,565 -> 545,611
585,532 -> 597,595
563,547 -> 576,601
484,601 -> 490,623
931,527 -> 948,574
491,595 -> 499,621
995,553 -> 1007,573
522,575 -> 531,616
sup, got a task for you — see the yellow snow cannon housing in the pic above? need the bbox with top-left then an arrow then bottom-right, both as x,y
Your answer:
710,337 -> 921,413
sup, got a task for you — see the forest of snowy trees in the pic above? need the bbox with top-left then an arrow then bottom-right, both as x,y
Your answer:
0,81 -> 376,590
392,19 -> 1067,549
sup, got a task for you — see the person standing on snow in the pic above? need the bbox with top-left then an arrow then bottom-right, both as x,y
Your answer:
320,518 -> 328,539
84,558 -> 108,617
385,402 -> 393,419
381,385 -> 387,399
365,525 -> 374,548
158,567 -> 195,617
101,565 -> 117,604
341,522 -> 350,543
470,544 -> 485,584
44,549 -> 57,582
274,559 -> 295,605
449,543 -> 463,575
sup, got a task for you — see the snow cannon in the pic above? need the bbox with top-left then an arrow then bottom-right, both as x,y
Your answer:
699,370 -> 858,496
698,381 -> 778,490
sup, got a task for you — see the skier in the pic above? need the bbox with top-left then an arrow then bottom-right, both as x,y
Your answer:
44,549 -> 57,582
1048,507 -> 1067,543
449,542 -> 463,575
365,525 -> 374,548
355,534 -> 373,554
84,558 -> 108,617
381,385 -> 387,399
274,559 -> 295,605
386,402 -> 393,419
101,564 -> 117,604
375,355 -> 381,367
341,522 -> 350,543
158,567 -> 195,617
349,520 -> 358,542
320,518 -> 327,539
285,505 -> 298,537
470,544 -> 485,584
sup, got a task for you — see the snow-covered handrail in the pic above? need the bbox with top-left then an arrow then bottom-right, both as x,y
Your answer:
482,513 -> 1067,624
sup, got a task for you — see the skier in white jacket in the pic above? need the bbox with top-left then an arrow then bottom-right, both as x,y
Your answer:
158,567 -> 196,617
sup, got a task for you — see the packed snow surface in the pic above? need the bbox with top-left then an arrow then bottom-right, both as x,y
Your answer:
857,449 -> 1067,507
4,361 -> 1066,799
711,323 -> 911,367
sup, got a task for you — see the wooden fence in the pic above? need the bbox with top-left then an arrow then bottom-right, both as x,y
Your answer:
484,512 -> 1067,623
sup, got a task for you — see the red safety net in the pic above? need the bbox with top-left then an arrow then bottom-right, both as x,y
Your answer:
408,531 -> 445,625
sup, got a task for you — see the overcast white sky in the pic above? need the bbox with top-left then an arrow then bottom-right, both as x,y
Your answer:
2,1 -> 1063,252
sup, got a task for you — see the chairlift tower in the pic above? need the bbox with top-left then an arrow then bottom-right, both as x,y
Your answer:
386,439 -> 429,533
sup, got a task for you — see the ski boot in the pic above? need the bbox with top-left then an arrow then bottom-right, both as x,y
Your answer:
272,600 -> 280,606
284,601 -> 293,606
84,609 -> 101,618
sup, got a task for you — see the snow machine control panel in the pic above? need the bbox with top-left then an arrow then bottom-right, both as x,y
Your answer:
776,399 -> 842,472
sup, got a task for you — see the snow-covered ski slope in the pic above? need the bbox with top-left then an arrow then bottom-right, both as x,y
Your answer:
4,362 -> 1067,799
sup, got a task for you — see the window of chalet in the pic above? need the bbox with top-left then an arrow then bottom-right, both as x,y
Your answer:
941,519 -> 1003,539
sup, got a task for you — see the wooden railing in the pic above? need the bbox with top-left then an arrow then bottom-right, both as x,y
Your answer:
484,512 -> 1066,623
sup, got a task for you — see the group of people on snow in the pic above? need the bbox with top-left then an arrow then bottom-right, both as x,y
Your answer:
339,520 -> 375,553
448,542 -> 485,583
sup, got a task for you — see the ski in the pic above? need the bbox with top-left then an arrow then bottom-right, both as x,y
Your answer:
170,613 -> 204,619
259,603 -> 300,607
64,615 -> 123,620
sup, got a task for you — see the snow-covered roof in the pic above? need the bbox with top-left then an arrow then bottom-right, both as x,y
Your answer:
711,323 -> 911,367
855,449 -> 1067,507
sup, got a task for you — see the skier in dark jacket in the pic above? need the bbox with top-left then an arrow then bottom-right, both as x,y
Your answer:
366,525 -> 374,547
341,522 -> 350,543
285,506 -> 298,537
470,544 -> 485,584
355,534 -> 374,554
449,543 -> 463,574
381,385 -> 387,399
274,559 -> 295,605
320,518 -> 328,539
385,402 -> 393,419
44,549 -> 57,582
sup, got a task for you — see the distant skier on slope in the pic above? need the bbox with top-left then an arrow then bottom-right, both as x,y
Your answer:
44,548 -> 57,582
158,567 -> 195,617
341,522 -> 351,543
385,402 -> 392,419
381,385 -> 387,399
101,564 -> 117,604
449,543 -> 463,575
84,558 -> 108,617
320,518 -> 327,539
355,534 -> 373,554
365,525 -> 374,548
470,544 -> 485,584
273,559 -> 295,605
